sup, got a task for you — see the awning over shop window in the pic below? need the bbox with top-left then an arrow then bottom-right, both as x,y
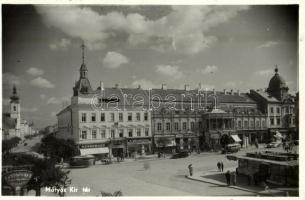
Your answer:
80,147 -> 109,155
231,135 -> 242,142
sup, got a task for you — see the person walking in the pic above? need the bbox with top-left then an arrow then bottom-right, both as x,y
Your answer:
232,172 -> 237,185
188,164 -> 193,176
217,162 -> 221,172
225,170 -> 231,185
220,162 -> 224,172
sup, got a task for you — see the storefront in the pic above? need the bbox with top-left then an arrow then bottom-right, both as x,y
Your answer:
110,138 -> 126,158
127,138 -> 152,156
79,142 -> 110,159
154,135 -> 176,153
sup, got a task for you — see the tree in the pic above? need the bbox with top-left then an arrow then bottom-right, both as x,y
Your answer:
3,153 -> 71,196
101,190 -> 123,196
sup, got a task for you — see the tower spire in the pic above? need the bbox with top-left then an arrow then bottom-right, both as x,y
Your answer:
81,41 -> 85,65
275,64 -> 278,74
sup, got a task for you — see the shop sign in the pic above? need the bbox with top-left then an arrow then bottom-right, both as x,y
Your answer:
4,170 -> 33,189
80,143 -> 107,149
128,139 -> 151,144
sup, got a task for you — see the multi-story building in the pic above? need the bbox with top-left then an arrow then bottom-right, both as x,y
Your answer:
2,86 -> 35,140
249,67 -> 296,141
56,44 -> 297,158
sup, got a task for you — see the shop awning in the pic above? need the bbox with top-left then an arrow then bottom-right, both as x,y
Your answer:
80,147 -> 109,155
231,135 -> 242,142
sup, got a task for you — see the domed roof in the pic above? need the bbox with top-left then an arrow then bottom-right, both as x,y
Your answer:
267,67 -> 287,91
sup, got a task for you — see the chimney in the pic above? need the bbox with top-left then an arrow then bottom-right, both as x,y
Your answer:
161,84 -> 167,90
231,89 -> 233,95
115,83 -> 119,89
237,90 -> 240,96
184,84 -> 190,91
137,84 -> 141,89
213,89 -> 216,95
224,89 -> 227,95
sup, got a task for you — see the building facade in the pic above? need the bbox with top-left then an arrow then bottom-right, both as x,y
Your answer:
56,45 -> 297,158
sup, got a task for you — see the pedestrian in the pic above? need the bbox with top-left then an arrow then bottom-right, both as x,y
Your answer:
217,162 -> 221,172
232,172 -> 237,185
225,170 -> 231,185
220,162 -> 224,172
188,164 -> 193,176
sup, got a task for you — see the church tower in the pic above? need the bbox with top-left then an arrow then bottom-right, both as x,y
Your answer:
10,85 -> 21,129
266,65 -> 289,101
73,41 -> 93,96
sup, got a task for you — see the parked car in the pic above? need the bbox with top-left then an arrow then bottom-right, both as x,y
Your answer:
222,143 -> 241,154
265,141 -> 282,148
171,151 -> 189,159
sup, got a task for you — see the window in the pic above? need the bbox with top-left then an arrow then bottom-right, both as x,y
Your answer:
98,98 -> 102,104
145,128 -> 149,136
262,120 -> 266,127
270,118 -> 274,126
81,113 -> 86,122
183,122 -> 187,130
198,121 -> 202,129
250,120 -> 254,128
270,107 -> 274,114
119,129 -> 124,137
136,113 -> 141,121
144,112 -> 148,121
293,118 -> 296,125
128,113 -> 132,121
110,113 -> 115,122
256,121 -> 260,128
81,130 -> 87,139
101,130 -> 106,138
244,121 -> 248,128
137,128 -> 141,137
91,113 -> 96,122
13,106 -> 16,111
128,129 -> 133,137
276,117 -> 281,125
291,107 -> 295,114
111,129 -> 115,138
92,130 -> 97,139
238,121 -> 242,128
157,123 -> 162,131
166,123 -> 171,131
174,122 -> 179,131
101,113 -> 105,122
286,107 -> 289,114
191,122 -> 195,130
119,113 -> 123,122
276,107 -> 280,114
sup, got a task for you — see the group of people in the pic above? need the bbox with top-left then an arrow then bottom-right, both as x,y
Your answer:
217,161 -> 224,172
225,170 -> 237,186
283,141 -> 294,152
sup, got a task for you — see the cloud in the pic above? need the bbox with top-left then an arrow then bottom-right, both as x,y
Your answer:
3,73 -> 21,86
35,5 -> 249,54
27,67 -> 44,76
40,94 -> 46,100
257,41 -> 280,49
156,65 -> 183,79
22,107 -> 38,112
51,111 -> 57,117
49,38 -> 71,51
255,69 -> 274,76
102,52 -> 129,69
131,79 -> 159,89
200,65 -> 218,74
47,96 -> 70,105
30,77 -> 55,88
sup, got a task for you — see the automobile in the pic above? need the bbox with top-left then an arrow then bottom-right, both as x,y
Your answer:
222,143 -> 241,154
265,141 -> 282,148
171,151 -> 189,159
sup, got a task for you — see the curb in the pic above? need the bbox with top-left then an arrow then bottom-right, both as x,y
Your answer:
185,174 -> 261,195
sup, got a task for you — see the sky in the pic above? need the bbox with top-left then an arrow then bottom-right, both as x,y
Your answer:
2,5 -> 299,128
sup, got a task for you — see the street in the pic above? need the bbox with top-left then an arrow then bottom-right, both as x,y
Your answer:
41,145 -> 297,196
